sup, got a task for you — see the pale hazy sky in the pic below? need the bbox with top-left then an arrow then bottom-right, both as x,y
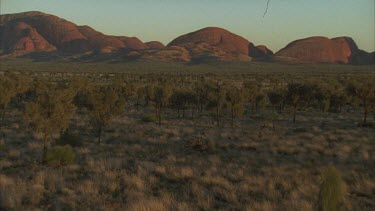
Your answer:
1,0 -> 374,52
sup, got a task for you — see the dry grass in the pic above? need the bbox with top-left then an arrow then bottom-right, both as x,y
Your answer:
0,107 -> 374,210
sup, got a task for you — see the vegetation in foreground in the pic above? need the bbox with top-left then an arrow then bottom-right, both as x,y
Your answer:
0,71 -> 374,210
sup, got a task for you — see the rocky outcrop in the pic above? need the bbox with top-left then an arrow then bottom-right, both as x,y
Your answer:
248,43 -> 274,59
0,21 -> 56,55
139,46 -> 191,62
145,41 -> 165,49
275,36 -> 360,64
77,25 -> 125,52
1,11 -> 372,65
116,36 -> 148,50
0,11 -> 148,55
168,27 -> 250,56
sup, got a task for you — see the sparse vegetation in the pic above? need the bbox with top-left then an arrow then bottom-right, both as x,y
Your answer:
346,78 -> 375,125
0,67 -> 374,210
0,73 -> 30,140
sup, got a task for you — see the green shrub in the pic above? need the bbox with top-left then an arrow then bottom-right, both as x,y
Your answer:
319,166 -> 346,211
0,143 -> 6,152
186,136 -> 215,153
141,115 -> 157,123
56,131 -> 83,147
358,121 -> 375,128
293,127 -> 308,133
46,145 -> 75,166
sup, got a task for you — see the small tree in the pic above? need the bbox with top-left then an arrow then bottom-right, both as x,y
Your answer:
267,89 -> 284,113
24,82 -> 76,163
170,89 -> 197,118
194,81 -> 209,113
85,86 -> 126,143
329,89 -> 347,113
319,166 -> 346,211
267,89 -> 285,130
226,86 -> 245,127
135,86 -> 145,111
245,82 -> 257,114
346,78 -> 375,125
146,84 -> 172,126
206,80 -> 226,126
310,81 -> 332,112
244,81 -> 263,115
71,77 -> 92,111
286,82 -> 314,124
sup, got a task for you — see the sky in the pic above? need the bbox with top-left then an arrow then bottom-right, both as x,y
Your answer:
1,0 -> 374,52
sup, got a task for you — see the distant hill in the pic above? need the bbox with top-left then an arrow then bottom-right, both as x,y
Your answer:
276,36 -> 374,65
0,11 -> 373,65
167,27 -> 273,62
0,11 -> 149,55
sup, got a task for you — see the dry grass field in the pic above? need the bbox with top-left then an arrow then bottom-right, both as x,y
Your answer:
0,62 -> 374,210
0,98 -> 374,210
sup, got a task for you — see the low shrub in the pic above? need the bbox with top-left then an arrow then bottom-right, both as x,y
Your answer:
186,136 -> 215,153
318,166 -> 346,211
0,143 -> 6,152
142,115 -> 157,123
293,127 -> 308,133
358,121 -> 375,128
46,145 -> 75,166
56,131 -> 83,147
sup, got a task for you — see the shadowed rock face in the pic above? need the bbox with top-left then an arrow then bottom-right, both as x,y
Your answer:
0,11 -> 148,54
0,21 -> 56,54
249,43 -> 274,59
140,46 -> 191,62
350,50 -> 375,65
145,41 -> 165,49
182,42 -> 251,63
168,27 -> 250,55
275,36 -> 360,64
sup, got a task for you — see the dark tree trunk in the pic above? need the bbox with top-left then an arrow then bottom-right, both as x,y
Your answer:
136,98 -> 139,111
363,99 -> 368,124
231,108 -> 234,128
293,106 -> 297,124
42,134 -> 48,164
216,106 -> 220,127
1,105 -> 7,140
158,107 -> 162,126
98,125 -> 102,144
